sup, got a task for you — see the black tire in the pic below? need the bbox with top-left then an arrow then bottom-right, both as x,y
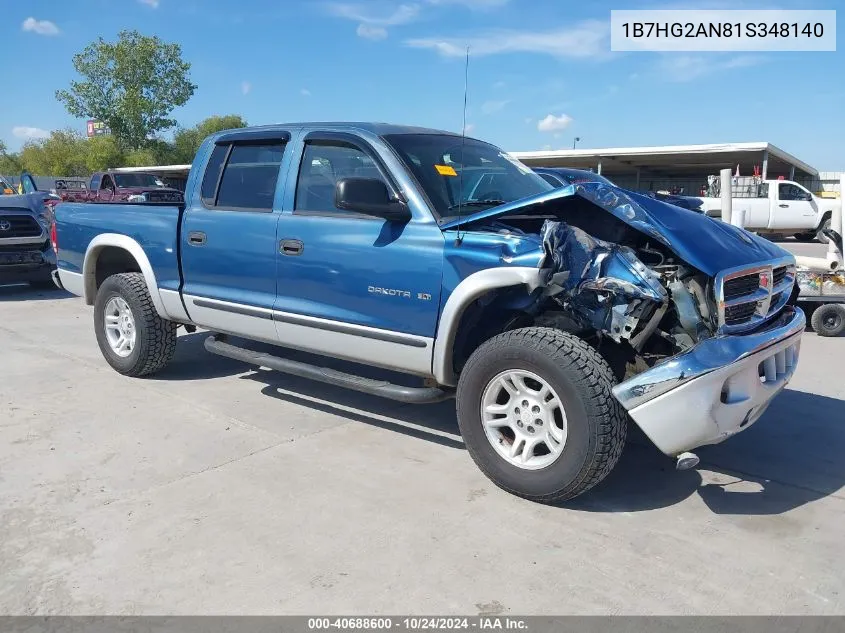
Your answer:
816,214 -> 832,244
793,232 -> 816,242
810,303 -> 845,337
93,272 -> 177,376
456,327 -> 627,503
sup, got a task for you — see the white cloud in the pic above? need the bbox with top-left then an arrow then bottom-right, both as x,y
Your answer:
406,20 -> 609,59
655,54 -> 765,82
300,88 -> 312,96
537,113 -> 573,133
13,126 -> 50,140
21,17 -> 59,36
325,2 -> 420,24
138,0 -> 160,7
241,81 -> 252,95
426,0 -> 509,7
463,123 -> 476,134
481,99 -> 509,115
326,2 -> 419,38
357,24 -> 388,40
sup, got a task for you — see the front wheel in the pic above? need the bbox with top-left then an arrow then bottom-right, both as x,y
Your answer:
93,272 -> 177,376
456,327 -> 627,503
817,215 -> 832,244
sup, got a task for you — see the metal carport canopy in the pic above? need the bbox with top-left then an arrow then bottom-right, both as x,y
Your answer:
510,142 -> 818,179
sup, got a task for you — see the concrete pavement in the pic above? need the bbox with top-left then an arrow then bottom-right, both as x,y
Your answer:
1,252 -> 843,614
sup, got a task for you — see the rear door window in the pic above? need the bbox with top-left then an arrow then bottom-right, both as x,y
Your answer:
207,143 -> 286,211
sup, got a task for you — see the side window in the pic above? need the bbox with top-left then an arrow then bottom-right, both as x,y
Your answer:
213,143 -> 285,211
90,174 -> 101,190
294,141 -> 387,213
779,183 -> 810,201
201,143 -> 229,204
100,175 -> 113,190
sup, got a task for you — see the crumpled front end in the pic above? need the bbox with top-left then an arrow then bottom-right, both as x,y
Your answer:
539,220 -> 667,347
534,218 -> 804,457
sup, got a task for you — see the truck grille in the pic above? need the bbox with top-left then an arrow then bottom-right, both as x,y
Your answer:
724,302 -> 757,325
723,274 -> 760,300
716,259 -> 795,333
0,214 -> 42,238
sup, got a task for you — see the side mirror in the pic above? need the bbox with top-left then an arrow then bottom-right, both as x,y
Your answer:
335,178 -> 410,222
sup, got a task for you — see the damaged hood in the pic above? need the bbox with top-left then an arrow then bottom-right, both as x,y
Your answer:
440,183 -> 789,276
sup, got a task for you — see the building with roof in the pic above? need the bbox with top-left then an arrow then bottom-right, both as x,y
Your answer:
511,142 -> 827,196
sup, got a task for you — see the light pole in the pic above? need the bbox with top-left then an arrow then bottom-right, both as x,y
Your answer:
572,137 -> 581,149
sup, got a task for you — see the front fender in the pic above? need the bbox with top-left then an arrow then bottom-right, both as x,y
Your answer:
432,267 -> 543,386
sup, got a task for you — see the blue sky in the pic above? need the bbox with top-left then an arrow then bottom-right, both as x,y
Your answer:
2,0 -> 842,168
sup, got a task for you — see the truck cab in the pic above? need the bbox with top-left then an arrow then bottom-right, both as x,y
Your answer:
86,171 -> 184,204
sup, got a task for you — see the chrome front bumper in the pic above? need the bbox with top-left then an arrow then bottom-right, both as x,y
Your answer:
613,306 -> 805,456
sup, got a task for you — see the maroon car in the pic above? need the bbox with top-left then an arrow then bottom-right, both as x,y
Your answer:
60,172 -> 184,204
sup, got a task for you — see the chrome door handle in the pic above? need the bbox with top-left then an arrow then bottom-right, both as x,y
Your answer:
280,239 -> 304,256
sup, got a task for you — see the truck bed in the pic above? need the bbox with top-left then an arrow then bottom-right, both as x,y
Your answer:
54,202 -> 185,293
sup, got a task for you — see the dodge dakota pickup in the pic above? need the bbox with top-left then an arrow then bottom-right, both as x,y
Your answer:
53,123 -> 806,502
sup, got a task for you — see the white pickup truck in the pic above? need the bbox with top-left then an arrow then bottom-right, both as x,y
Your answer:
697,179 -> 839,243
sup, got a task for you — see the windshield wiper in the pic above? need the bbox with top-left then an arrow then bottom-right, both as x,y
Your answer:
447,199 -> 507,210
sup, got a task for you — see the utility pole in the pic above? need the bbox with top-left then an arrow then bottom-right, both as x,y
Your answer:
572,137 -> 580,149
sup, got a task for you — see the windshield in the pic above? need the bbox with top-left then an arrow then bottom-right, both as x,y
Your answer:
113,173 -> 167,188
383,134 -> 552,219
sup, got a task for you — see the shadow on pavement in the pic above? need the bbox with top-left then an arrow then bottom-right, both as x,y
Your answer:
146,334 -> 845,513
151,332 -> 253,381
0,284 -> 75,302
568,389 -> 845,515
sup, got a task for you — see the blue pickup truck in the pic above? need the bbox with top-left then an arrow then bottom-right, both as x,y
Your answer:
54,123 -> 806,502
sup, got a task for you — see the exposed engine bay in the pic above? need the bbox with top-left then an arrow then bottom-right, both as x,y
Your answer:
463,192 -> 722,381
536,220 -> 716,359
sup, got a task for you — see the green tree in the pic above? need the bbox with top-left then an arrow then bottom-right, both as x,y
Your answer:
171,114 -> 247,163
56,30 -> 197,150
19,130 -> 89,176
0,140 -> 23,175
85,135 -> 125,172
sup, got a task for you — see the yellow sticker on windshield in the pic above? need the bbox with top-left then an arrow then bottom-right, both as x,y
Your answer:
435,164 -> 458,177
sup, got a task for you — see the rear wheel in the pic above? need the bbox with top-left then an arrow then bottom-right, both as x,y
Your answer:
456,327 -> 627,503
810,303 -> 845,337
94,272 -> 177,376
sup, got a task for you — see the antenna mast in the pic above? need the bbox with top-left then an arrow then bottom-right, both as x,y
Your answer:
455,45 -> 470,244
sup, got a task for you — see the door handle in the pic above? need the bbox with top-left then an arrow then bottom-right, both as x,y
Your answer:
188,231 -> 207,246
778,204 -> 789,208
280,239 -> 304,256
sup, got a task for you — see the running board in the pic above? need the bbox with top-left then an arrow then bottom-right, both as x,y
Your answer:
204,334 -> 453,404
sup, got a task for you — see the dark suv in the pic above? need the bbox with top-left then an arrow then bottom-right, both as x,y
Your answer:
0,174 -> 58,289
